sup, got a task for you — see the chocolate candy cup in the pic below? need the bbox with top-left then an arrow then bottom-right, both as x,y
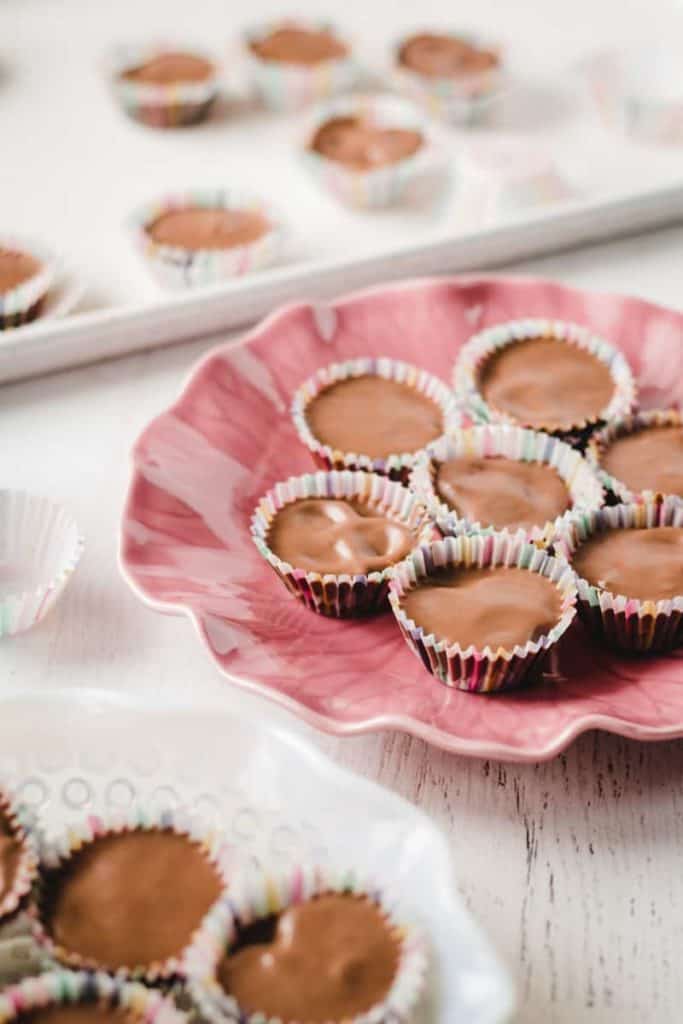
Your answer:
109,44 -> 219,128
0,788 -> 39,925
586,408 -> 683,503
389,532 -> 577,693
251,470 -> 434,618
0,237 -> 56,331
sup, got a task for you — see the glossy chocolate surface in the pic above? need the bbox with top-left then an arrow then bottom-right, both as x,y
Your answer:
218,893 -> 400,1022
601,424 -> 683,496
310,116 -> 423,170
399,32 -> 499,78
42,829 -> 223,969
268,497 -> 415,575
146,208 -> 270,250
401,565 -> 562,650
25,1007 -> 138,1024
572,526 -> 683,602
121,52 -> 214,84
0,249 -> 41,294
435,454 -> 570,530
479,336 -> 616,432
306,375 -> 442,458
250,26 -> 347,64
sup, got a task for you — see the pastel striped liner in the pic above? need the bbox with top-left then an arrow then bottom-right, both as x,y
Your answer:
0,971 -> 189,1024
251,470 -> 434,618
188,863 -> 428,1024
31,807 -> 234,983
453,318 -> 637,445
553,497 -> 683,653
389,32 -> 504,126
0,237 -> 56,330
292,357 -> 462,481
129,189 -> 285,290
0,788 -> 40,924
410,424 -> 604,543
389,532 -> 577,693
243,19 -> 359,112
108,44 -> 219,127
303,93 -> 446,209
586,408 -> 683,503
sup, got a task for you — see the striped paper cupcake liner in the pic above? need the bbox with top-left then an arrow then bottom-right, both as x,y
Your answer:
553,497 -> 683,653
187,863 -> 428,1024
389,532 -> 577,693
0,789 -> 40,925
0,237 -> 56,331
453,318 -> 637,446
586,408 -> 683,504
302,93 -> 447,209
243,19 -> 359,112
108,44 -> 219,128
251,470 -> 435,618
129,189 -> 286,290
389,33 -> 504,126
0,491 -> 84,638
292,357 -> 462,481
31,807 -> 233,982
409,424 -> 604,543
0,970 -> 189,1024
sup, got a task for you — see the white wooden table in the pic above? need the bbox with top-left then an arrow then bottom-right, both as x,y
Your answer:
3,228 -> 683,1023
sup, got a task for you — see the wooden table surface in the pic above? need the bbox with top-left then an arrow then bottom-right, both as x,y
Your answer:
3,226 -> 683,1023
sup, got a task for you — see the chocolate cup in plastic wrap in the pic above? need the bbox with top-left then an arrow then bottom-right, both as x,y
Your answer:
251,470 -> 434,619
389,532 -> 577,693
31,808 -> 233,982
292,356 -> 461,481
389,31 -> 504,126
0,238 -> 56,331
243,19 -> 359,113
188,863 -> 428,1024
302,94 -> 447,209
129,189 -> 285,290
0,789 -> 39,925
453,317 -> 637,447
553,497 -> 683,653
410,424 -> 604,543
0,970 -> 190,1024
108,45 -> 219,128
586,408 -> 683,504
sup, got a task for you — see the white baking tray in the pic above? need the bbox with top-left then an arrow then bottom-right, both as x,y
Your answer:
0,689 -> 513,1023
3,0 -> 683,384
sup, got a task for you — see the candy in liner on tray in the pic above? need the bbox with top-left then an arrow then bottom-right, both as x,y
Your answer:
553,496 -> 683,653
108,44 -> 220,127
243,19 -> 359,112
409,423 -> 604,542
303,93 -> 446,209
188,863 -> 428,1024
389,531 -> 578,693
129,189 -> 285,289
251,470 -> 434,618
586,407 -> 683,503
0,238 -> 57,331
292,356 -> 461,481
30,808 -> 233,981
0,788 -> 39,925
453,317 -> 637,447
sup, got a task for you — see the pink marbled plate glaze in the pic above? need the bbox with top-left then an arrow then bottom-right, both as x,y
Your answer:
120,275 -> 683,763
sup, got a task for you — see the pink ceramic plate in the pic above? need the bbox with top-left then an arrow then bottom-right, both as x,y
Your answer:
120,275 -> 683,763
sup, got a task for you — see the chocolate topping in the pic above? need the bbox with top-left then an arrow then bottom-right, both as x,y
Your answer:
24,1007 -> 138,1024
306,376 -> 442,458
572,526 -> 683,602
310,117 -> 424,170
218,893 -> 400,1022
146,208 -> 270,250
250,26 -> 348,65
0,249 -> 42,294
42,830 -> 223,970
121,52 -> 214,85
268,498 -> 415,575
601,424 -> 683,496
401,565 -> 562,650
399,32 -> 499,78
435,455 -> 570,530
479,337 -> 616,432
0,810 -> 21,903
